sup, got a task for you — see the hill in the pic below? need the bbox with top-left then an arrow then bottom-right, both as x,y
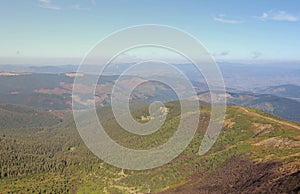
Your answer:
198,91 -> 300,122
0,93 -> 71,110
0,102 -> 299,193
0,104 -> 60,130
255,84 -> 300,101
161,106 -> 300,193
229,93 -> 300,122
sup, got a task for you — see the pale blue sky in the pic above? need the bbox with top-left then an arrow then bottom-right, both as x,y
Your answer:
0,0 -> 300,65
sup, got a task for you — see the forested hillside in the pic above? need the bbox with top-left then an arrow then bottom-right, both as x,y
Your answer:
0,102 -> 299,193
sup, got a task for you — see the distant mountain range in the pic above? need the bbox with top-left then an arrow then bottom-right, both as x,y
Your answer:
1,62 -> 300,90
255,84 -> 300,101
0,72 -> 299,122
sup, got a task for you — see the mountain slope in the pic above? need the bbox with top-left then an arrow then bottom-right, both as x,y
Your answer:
0,102 -> 299,193
161,106 -> 300,193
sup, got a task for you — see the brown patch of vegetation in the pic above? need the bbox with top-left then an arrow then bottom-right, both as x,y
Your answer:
224,119 -> 235,129
251,122 -> 273,136
254,137 -> 300,149
160,156 -> 300,194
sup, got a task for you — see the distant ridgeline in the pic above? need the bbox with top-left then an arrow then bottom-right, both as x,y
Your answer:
0,73 -> 300,122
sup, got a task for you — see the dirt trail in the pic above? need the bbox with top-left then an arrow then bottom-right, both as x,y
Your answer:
238,107 -> 300,130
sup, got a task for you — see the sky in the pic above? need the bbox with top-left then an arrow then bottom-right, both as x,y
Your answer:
0,0 -> 300,65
